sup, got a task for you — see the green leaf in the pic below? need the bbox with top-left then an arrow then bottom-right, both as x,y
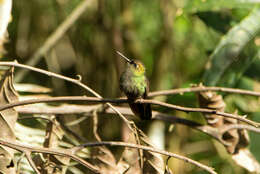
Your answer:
202,7 -> 260,86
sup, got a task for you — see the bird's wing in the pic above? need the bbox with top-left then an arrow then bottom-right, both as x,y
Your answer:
142,78 -> 152,119
143,77 -> 149,98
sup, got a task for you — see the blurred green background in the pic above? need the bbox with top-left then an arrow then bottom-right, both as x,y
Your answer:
4,0 -> 260,173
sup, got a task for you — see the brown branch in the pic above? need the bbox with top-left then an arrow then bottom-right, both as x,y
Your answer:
25,151 -> 41,174
195,124 -> 260,147
0,138 -> 217,174
76,141 -> 217,174
0,61 -> 101,96
16,102 -> 260,153
149,86 -> 260,97
0,96 -> 125,111
16,104 -> 100,115
221,124 -> 260,134
0,61 -> 132,130
16,104 -> 201,127
0,139 -> 99,173
0,96 -> 257,127
16,104 -> 260,149
139,99 -> 259,127
1,61 -> 259,128
16,153 -> 25,174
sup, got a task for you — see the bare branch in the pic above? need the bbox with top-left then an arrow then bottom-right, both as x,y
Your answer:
0,139 -> 99,173
221,124 -> 260,134
0,96 -> 257,127
139,99 -> 259,127
0,61 -> 133,130
149,86 -> 260,97
0,96 -> 125,110
1,61 -> 259,128
76,141 -> 217,174
0,61 -> 100,96
25,151 -> 41,174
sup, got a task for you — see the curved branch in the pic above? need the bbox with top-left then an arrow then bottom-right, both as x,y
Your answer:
0,95 -> 257,127
25,151 -> 41,174
0,139 -> 99,173
1,61 -> 259,127
222,124 -> 260,134
149,86 -> 260,97
0,61 -> 132,130
139,99 -> 259,127
76,141 -> 217,174
2,62 -> 260,98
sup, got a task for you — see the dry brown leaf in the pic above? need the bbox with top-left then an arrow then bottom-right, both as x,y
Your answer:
139,131 -> 164,174
197,84 -> 260,172
91,146 -> 122,174
34,115 -> 69,174
118,144 -> 141,174
118,127 -> 164,174
198,84 -> 239,154
90,114 -> 128,174
0,67 -> 18,174
198,88 -> 225,127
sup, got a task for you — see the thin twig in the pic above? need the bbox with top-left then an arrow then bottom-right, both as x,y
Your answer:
0,61 -> 132,130
0,96 -> 256,127
15,104 -> 201,126
0,139 -> 99,173
139,99 -> 259,127
196,124 -> 260,146
0,96 -> 125,111
14,104 -> 201,127
17,104 -> 260,148
222,124 -> 260,134
25,151 -> 41,174
0,61 -> 100,96
14,0 -> 95,82
16,104 -> 101,115
76,141 -> 217,174
16,153 -> 25,174
149,86 -> 260,97
1,61 -> 260,128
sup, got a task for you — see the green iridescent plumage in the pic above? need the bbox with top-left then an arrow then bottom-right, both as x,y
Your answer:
118,51 -> 152,120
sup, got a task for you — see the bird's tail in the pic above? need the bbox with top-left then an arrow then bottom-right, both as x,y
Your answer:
129,102 -> 152,120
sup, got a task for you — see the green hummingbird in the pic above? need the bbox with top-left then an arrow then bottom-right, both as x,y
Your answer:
117,51 -> 152,120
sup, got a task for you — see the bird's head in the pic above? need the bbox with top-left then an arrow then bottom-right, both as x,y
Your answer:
127,60 -> 145,76
117,51 -> 145,76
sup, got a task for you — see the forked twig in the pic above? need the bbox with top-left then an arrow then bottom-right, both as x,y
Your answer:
0,96 -> 257,127
0,139 -> 99,173
0,61 -> 133,130
75,141 -> 217,174
149,86 -> 260,97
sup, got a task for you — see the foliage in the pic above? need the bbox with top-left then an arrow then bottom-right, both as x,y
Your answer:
0,0 -> 260,174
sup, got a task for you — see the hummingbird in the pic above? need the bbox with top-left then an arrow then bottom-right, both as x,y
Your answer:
117,51 -> 152,120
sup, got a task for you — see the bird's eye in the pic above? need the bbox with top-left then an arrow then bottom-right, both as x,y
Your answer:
134,63 -> 138,68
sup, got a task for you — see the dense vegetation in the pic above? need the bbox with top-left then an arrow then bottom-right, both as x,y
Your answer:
1,0 -> 260,174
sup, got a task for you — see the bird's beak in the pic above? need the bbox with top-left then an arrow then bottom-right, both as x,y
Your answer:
116,51 -> 132,63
